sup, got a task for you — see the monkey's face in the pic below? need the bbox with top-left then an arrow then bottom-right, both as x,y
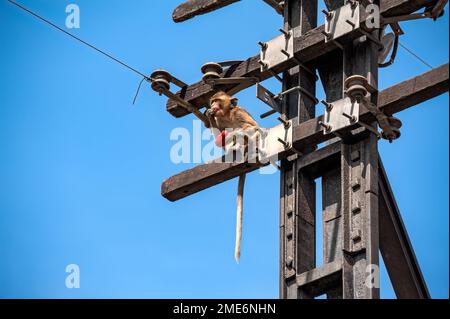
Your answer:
209,92 -> 236,118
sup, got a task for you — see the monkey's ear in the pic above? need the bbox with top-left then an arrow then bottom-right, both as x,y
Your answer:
230,97 -> 238,107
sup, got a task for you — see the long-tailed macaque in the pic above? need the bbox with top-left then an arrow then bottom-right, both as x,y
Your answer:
205,91 -> 260,263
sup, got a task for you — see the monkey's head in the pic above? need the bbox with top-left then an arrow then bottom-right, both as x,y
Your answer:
209,91 -> 238,118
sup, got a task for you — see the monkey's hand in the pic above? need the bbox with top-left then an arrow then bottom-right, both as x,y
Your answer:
204,109 -> 219,130
203,110 -> 213,128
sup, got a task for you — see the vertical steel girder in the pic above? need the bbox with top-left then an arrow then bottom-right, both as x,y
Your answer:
280,0 -> 318,299
282,0 -> 383,299
341,136 -> 380,299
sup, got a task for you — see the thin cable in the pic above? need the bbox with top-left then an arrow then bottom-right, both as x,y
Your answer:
379,32 -> 399,68
399,42 -> 433,69
7,0 -> 150,80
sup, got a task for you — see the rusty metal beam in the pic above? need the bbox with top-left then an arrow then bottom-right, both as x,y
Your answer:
165,0 -> 439,118
274,142 -> 430,299
378,159 -> 431,299
296,260 -> 342,297
161,64 -> 449,201
298,141 -> 341,178
279,0 -> 318,300
340,5 -> 381,297
256,138 -> 429,298
172,0 -> 240,23
381,0 -> 437,17
431,0 -> 448,19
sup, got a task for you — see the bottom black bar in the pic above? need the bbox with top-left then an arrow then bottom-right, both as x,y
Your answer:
1,299 -> 449,318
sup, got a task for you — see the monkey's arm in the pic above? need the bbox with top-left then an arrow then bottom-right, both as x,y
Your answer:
232,107 -> 259,129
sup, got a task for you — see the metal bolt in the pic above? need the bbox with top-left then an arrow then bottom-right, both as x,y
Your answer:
260,109 -> 277,119
258,60 -> 268,69
258,41 -> 268,50
321,100 -> 334,112
342,112 -> 357,123
351,230 -> 362,242
347,0 -> 358,9
279,28 -> 290,37
277,116 -> 291,129
352,206 -> 361,214
321,30 -> 332,38
322,9 -> 333,19
280,49 -> 290,57
319,121 -> 332,133
277,138 -> 290,149
346,19 -> 356,28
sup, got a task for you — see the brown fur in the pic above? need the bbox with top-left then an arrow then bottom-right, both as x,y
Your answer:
208,91 -> 258,132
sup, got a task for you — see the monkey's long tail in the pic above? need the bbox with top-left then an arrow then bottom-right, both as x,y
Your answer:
235,174 -> 246,263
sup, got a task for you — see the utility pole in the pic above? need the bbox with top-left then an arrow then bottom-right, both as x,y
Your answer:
158,0 -> 448,299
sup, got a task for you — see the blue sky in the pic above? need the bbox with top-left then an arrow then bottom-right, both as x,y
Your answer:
0,0 -> 448,299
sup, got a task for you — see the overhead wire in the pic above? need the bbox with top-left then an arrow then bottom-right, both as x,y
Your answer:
7,0 -> 153,105
398,41 -> 434,69
8,0 -> 437,104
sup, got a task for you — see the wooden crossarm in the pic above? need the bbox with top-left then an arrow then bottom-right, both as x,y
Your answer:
293,63 -> 449,150
161,64 -> 449,201
173,0 -> 241,23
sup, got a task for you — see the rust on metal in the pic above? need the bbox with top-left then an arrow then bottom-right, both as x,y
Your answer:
172,0 -> 240,23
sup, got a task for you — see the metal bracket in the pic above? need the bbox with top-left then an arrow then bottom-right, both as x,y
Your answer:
201,61 -> 260,95
259,28 -> 294,71
343,75 -> 401,142
256,83 -> 318,119
278,85 -> 319,105
258,120 -> 293,162
201,61 -> 248,84
221,123 -> 292,164
150,69 -> 208,124
323,2 -> 360,42
321,97 -> 360,134
256,84 -> 282,118
361,98 -> 402,142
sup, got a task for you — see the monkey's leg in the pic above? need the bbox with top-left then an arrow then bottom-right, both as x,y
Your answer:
235,173 -> 246,263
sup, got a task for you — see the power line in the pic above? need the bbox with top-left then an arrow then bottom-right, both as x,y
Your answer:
7,0 -> 150,80
399,42 -> 434,70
